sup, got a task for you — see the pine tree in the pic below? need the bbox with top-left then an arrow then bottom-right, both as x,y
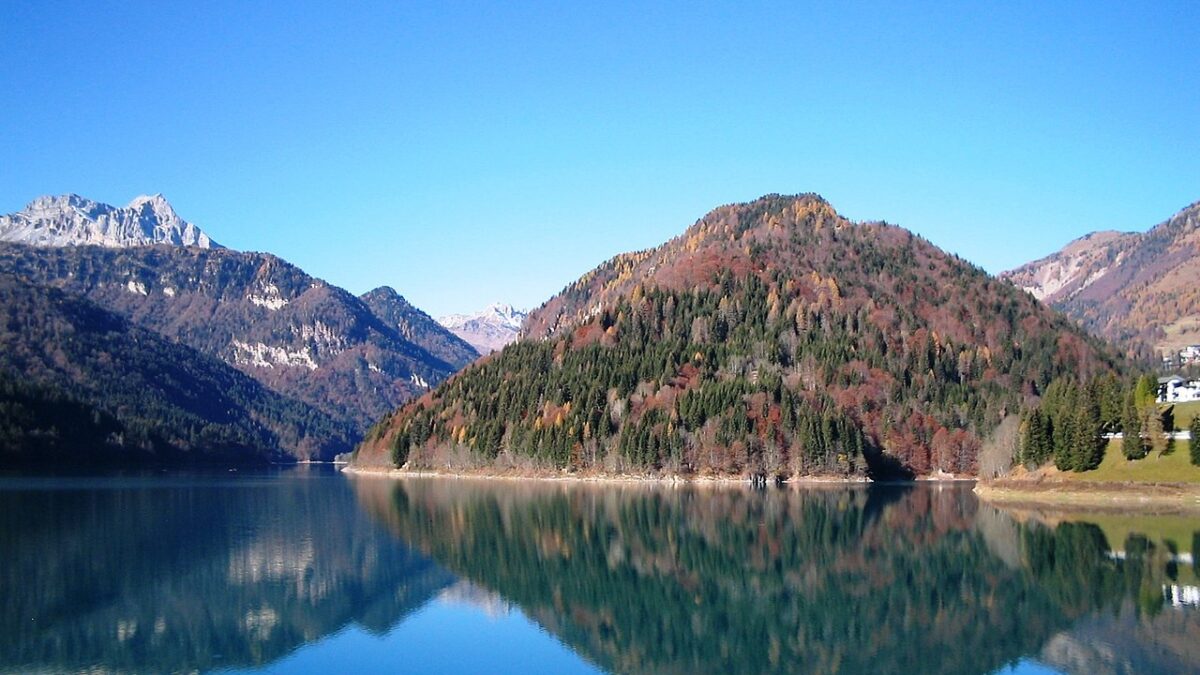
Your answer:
1069,385 -> 1103,470
1053,410 -> 1078,471
1190,415 -> 1200,467
1022,408 -> 1050,467
1122,392 -> 1146,460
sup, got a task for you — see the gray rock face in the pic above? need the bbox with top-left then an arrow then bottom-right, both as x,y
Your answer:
0,194 -> 219,249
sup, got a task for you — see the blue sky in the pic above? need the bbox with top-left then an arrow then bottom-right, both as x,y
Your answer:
2,1 -> 1197,317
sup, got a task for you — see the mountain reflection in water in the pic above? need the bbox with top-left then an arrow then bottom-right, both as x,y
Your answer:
353,478 -> 1199,675
0,468 -> 454,673
0,469 -> 1196,674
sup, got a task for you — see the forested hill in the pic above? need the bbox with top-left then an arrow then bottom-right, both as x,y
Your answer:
0,274 -> 356,465
356,194 -> 1125,477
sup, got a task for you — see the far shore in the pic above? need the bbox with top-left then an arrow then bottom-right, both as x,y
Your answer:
341,464 -> 981,487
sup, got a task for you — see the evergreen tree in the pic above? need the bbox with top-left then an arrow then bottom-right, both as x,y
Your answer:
1053,410 -> 1078,471
1190,415 -> 1200,467
1022,409 -> 1050,467
1071,404 -> 1103,471
1121,392 -> 1146,460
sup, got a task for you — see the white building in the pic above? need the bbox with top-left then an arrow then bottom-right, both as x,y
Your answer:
1157,376 -> 1200,403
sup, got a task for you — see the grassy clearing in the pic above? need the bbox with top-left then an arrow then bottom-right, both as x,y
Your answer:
1166,400 -> 1200,431
1068,439 -> 1200,484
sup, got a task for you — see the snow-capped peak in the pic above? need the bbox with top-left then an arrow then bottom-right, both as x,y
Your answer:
0,193 -> 221,249
482,302 -> 525,329
437,302 -> 529,354
126,193 -> 174,213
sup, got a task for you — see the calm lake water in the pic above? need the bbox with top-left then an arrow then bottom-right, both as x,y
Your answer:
0,467 -> 1196,674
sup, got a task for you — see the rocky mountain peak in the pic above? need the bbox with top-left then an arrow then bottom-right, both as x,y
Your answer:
0,193 -> 220,249
481,302 -> 525,328
437,303 -> 528,354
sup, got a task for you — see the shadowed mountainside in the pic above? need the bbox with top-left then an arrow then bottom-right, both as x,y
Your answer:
0,274 -> 355,463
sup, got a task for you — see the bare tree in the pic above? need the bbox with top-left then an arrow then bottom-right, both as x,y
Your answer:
978,415 -> 1020,479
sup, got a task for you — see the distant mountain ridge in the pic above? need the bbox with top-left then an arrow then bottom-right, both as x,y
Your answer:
437,303 -> 527,354
1003,199 -> 1200,354
0,193 -> 219,248
0,243 -> 460,431
0,194 -> 474,442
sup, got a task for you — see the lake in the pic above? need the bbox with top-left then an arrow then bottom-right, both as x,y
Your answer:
0,467 -> 1196,674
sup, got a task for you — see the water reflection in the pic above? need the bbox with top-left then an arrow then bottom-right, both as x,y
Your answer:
0,468 -> 453,674
352,478 -> 1200,675
0,470 -> 1195,674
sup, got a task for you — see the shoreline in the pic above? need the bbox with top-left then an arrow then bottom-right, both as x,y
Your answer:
974,479 -> 1200,512
340,464 -> 979,487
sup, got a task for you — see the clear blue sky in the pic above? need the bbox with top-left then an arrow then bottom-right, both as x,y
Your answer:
2,1 -> 1197,317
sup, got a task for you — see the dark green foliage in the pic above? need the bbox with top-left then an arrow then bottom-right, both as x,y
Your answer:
1190,416 -> 1200,466
1024,373 -> 1177,472
1123,392 -> 1147,460
1025,376 -> 1108,472
1021,408 -> 1052,467
0,373 -> 124,461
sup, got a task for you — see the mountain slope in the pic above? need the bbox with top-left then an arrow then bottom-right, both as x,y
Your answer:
361,287 -> 479,369
356,194 -> 1122,477
1003,200 -> 1200,353
0,274 -> 355,464
0,194 -> 219,248
1002,231 -> 1138,303
0,243 -> 457,431
438,303 -> 528,354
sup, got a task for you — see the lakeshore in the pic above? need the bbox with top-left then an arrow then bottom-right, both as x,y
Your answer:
341,464 -> 879,486
345,464 -> 1200,516
975,478 -> 1200,513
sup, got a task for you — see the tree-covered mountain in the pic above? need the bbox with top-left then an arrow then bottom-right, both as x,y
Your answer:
0,274 -> 355,464
1003,199 -> 1200,355
356,194 -> 1124,477
0,241 -> 462,432
360,286 -> 479,369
